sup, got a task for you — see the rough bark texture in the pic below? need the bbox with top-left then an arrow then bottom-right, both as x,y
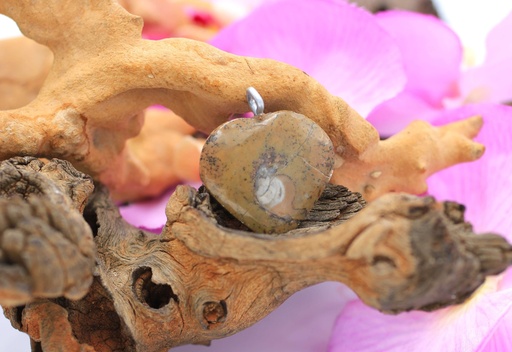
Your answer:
351,0 -> 438,15
1,158 -> 511,351
0,157 -> 95,307
0,0 -> 484,202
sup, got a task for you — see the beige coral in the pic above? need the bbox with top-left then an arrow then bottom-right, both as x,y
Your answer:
0,37 -> 53,110
0,0 -> 484,202
0,36 -> 203,201
121,107 -> 203,200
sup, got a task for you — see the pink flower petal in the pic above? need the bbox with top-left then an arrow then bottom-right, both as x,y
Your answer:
500,269 -> 512,290
460,59 -> 512,105
119,181 -> 202,232
210,0 -> 406,117
482,10 -> 512,66
478,270 -> 512,351
427,103 -> 512,236
478,308 -> 512,352
459,11 -> 512,105
375,11 -> 462,105
366,90 -> 440,136
329,278 -> 512,352
118,188 -> 175,233
367,11 -> 462,135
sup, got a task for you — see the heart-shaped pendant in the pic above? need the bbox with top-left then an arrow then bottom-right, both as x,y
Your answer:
200,89 -> 334,234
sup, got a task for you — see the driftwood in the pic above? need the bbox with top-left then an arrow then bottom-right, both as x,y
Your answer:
1,157 -> 511,351
351,0 -> 438,14
0,158 -> 95,307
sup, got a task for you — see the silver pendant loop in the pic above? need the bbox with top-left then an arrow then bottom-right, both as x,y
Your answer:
246,87 -> 265,116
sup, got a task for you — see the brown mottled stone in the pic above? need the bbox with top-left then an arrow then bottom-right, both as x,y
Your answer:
200,111 -> 335,233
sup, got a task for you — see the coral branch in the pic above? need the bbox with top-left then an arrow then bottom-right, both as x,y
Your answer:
332,117 -> 485,197
0,1 -> 483,201
0,37 -> 52,110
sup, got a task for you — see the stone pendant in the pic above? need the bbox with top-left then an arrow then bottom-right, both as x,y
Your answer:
200,110 -> 335,234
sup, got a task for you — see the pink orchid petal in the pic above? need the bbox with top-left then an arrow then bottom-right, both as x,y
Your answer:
142,27 -> 171,40
118,188 -> 175,233
482,10 -> 512,66
477,270 -> 512,351
329,279 -> 512,352
459,11 -> 512,105
119,182 -> 202,232
427,104 -> 512,236
367,11 -> 463,135
174,282 -> 355,352
478,307 -> 512,352
210,0 -> 405,117
375,10 -> 462,105
460,60 -> 512,105
366,90 -> 440,136
211,0 -> 271,12
500,269 -> 512,290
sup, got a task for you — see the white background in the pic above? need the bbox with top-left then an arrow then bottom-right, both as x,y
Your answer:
1,0 -> 512,351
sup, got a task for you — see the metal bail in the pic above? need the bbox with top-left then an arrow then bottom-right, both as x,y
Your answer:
246,87 -> 264,116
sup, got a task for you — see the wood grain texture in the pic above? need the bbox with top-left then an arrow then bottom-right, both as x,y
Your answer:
2,158 -> 510,351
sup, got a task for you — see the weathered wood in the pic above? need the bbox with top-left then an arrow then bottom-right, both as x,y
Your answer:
0,157 -> 95,307
2,158 -> 511,351
0,157 -> 93,211
351,0 -> 438,15
202,184 -> 366,232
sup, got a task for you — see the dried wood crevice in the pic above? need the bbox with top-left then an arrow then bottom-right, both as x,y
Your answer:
197,184 -> 366,233
1,157 -> 511,351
